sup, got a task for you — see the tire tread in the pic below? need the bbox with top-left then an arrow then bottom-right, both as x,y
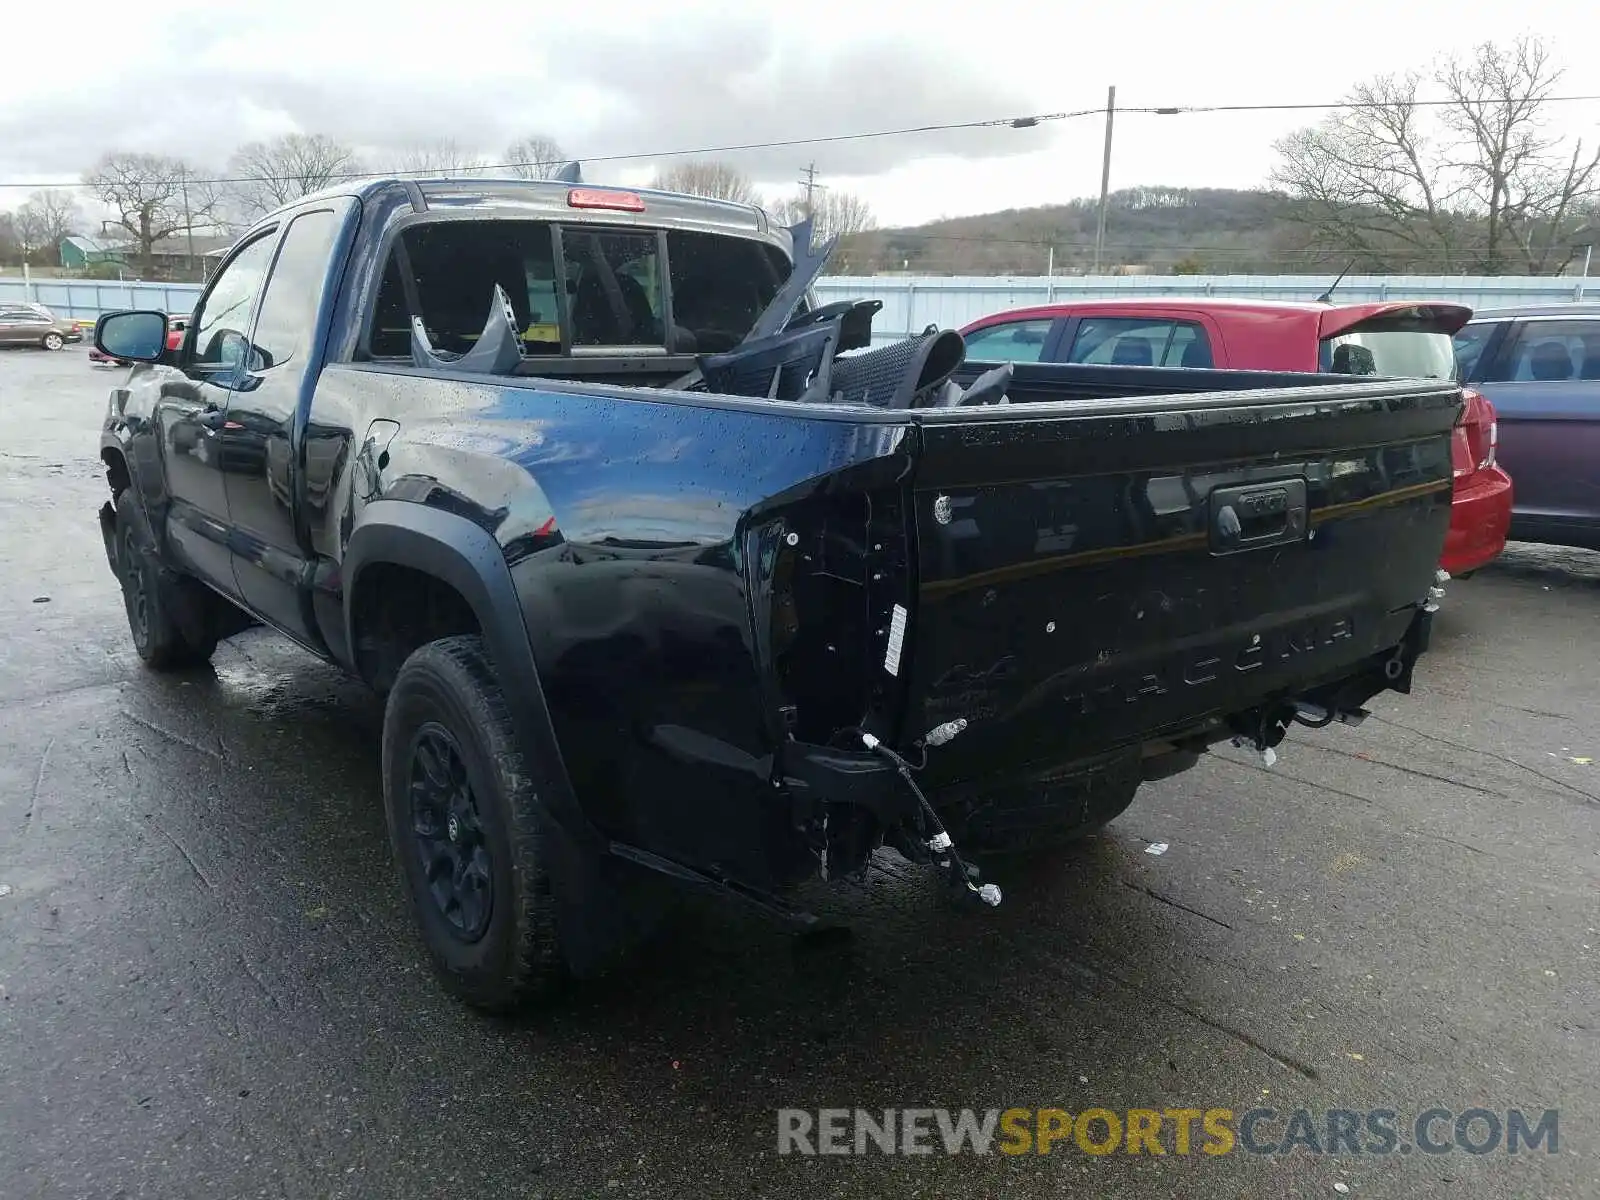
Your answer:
382,635 -> 562,1011
113,494 -> 217,670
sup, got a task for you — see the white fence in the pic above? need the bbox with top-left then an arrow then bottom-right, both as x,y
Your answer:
6,271 -> 1591,334
810,274 -> 1595,344
0,277 -> 209,323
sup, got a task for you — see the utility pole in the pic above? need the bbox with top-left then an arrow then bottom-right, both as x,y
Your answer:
1093,85 -> 1116,276
180,165 -> 196,279
798,162 -> 826,220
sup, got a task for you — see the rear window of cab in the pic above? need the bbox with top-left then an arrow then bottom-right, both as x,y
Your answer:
366,220 -> 789,359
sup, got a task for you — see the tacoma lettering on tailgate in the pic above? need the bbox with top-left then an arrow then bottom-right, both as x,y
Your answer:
1061,615 -> 1355,718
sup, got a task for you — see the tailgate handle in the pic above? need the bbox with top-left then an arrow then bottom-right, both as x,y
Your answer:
1209,479 -> 1307,554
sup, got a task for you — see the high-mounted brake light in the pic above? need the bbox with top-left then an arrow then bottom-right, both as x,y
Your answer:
567,188 -> 645,213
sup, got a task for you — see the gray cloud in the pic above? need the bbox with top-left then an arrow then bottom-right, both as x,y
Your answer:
1,11 -> 1045,200
560,23 -> 1046,182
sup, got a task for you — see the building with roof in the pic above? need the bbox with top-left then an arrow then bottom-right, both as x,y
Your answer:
58,232 -> 238,280
59,235 -> 126,271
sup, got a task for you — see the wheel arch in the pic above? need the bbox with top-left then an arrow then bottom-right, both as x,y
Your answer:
101,442 -> 133,496
342,500 -> 622,973
343,501 -> 551,724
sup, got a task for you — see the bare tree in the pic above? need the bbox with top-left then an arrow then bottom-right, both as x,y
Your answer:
650,160 -> 759,204
504,134 -> 567,180
1438,39 -> 1600,272
393,139 -> 482,178
226,134 -> 363,221
12,189 -> 83,264
0,213 -> 23,266
82,154 -> 219,276
1271,73 -> 1459,270
771,189 -> 877,242
1272,37 -> 1600,274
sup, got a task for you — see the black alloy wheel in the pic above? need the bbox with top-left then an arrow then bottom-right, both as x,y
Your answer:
118,521 -> 153,654
408,724 -> 494,941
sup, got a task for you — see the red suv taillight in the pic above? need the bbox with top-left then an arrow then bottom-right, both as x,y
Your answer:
1461,388 -> 1497,471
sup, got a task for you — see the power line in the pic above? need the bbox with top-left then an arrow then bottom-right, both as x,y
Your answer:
1130,93 -> 1600,116
8,89 -> 1600,192
0,109 -> 1102,191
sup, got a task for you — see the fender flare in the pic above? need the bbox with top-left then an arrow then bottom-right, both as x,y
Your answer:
343,499 -> 592,843
100,432 -> 139,497
344,500 -> 627,974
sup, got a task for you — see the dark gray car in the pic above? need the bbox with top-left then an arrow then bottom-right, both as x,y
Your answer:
0,307 -> 83,350
1453,302 -> 1600,550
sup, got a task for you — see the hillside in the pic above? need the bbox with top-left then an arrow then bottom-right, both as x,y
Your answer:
835,187 -> 1342,277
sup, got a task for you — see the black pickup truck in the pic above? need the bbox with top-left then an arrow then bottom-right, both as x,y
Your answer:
93,174 -> 1458,1011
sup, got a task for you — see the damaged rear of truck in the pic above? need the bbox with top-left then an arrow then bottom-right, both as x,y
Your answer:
92,176 -> 1458,1011
632,363 -> 1454,896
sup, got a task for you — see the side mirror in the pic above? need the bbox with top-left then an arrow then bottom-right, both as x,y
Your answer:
95,310 -> 169,363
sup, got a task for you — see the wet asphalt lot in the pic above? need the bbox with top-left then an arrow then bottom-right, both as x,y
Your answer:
1,345 -> 1597,1200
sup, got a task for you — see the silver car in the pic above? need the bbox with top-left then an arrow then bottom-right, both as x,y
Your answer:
0,307 -> 83,350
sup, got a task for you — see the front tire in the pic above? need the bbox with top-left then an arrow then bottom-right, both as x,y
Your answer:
113,496 -> 217,669
42,332 -> 64,351
382,635 -> 563,1012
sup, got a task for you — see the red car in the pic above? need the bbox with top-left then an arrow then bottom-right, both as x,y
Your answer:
959,298 -> 1512,576
90,315 -> 189,365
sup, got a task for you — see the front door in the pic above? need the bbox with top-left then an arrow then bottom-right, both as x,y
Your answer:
155,231 -> 278,596
223,203 -> 352,644
1473,316 -> 1600,529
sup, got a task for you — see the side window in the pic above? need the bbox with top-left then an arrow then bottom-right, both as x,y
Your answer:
562,228 -> 664,347
1451,322 -> 1496,382
1164,322 -> 1213,369
190,234 -> 277,374
251,210 -> 341,373
1489,320 -> 1600,383
962,319 -> 1054,362
1064,317 -> 1210,368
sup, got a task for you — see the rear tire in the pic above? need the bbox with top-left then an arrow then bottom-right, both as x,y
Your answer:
382,635 -> 564,1012
113,495 -> 217,669
42,332 -> 64,351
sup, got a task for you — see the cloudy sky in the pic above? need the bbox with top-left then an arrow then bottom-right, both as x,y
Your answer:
2,0 -> 1594,228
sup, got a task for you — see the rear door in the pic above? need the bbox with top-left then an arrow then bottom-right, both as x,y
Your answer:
900,377 -> 1459,791
1465,316 -> 1600,531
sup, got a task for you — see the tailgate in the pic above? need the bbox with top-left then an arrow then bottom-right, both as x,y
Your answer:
901,377 -> 1460,789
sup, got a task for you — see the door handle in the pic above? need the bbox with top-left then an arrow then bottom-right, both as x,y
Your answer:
196,406 -> 229,430
1208,479 -> 1308,554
